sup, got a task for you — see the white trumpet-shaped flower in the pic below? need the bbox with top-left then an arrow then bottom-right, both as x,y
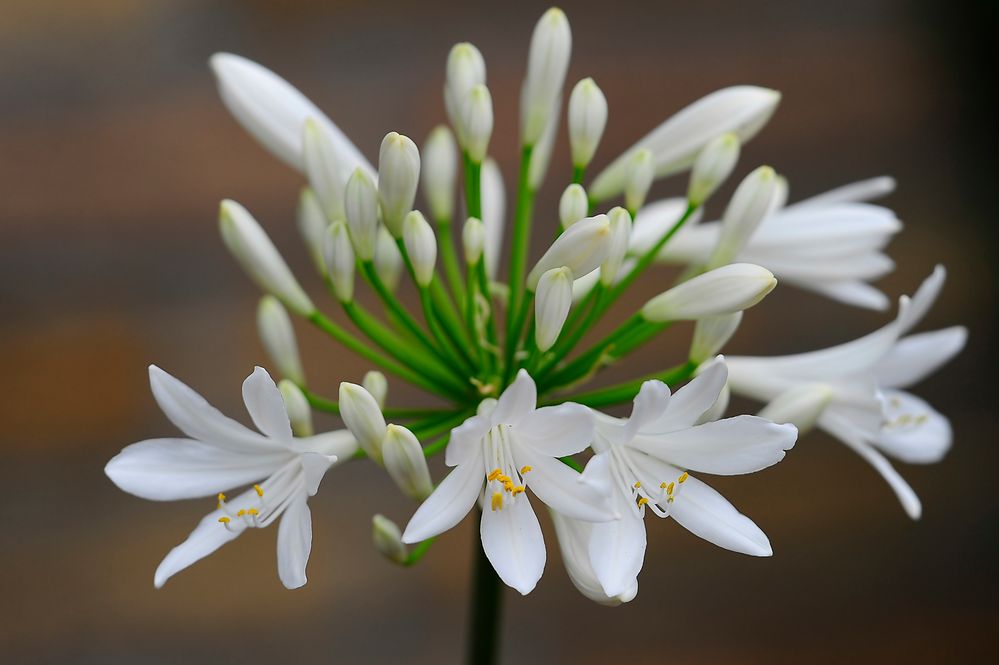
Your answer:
402,370 -> 614,594
105,366 -> 357,589
725,266 -> 966,518
557,361 -> 797,599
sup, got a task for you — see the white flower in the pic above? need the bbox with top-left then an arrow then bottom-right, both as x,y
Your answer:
557,361 -> 797,599
589,86 -> 780,202
402,370 -> 614,594
550,510 -> 637,606
339,382 -> 388,463
520,7 -> 572,146
444,42 -> 487,145
105,366 -> 356,589
725,266 -> 967,518
637,177 -> 903,310
706,165 -> 779,269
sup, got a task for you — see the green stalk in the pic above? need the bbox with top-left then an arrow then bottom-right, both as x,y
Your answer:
539,313 -> 646,391
463,153 -> 483,219
466,517 -> 503,665
435,217 -> 466,306
505,145 -> 536,344
402,537 -> 436,566
301,389 -> 449,420
550,360 -> 698,407
571,164 -> 585,185
420,286 -> 476,375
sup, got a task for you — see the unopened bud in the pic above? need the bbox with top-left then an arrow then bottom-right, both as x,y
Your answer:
422,125 -> 458,221
303,118 -> 348,221
601,207 -> 632,286
297,187 -> 330,275
559,184 -> 589,230
690,312 -> 743,364
372,514 -> 408,564
687,133 -> 740,206
257,296 -> 305,385
624,149 -> 654,213
459,84 -> 493,163
362,371 -> 388,408
527,107 -> 560,190
338,382 -> 387,463
445,43 -> 487,135
219,200 -> 314,316
527,214 -> 611,290
707,165 -> 778,268
374,227 -> 403,292
642,263 -> 776,322
480,159 -> 506,279
278,379 -> 313,437
323,220 -> 355,303
463,216 -> 485,264
344,168 -> 379,261
378,132 -> 421,237
758,385 -> 833,433
568,77 -> 607,169
521,7 -> 572,145
382,424 -> 433,500
403,210 -> 437,287
535,267 -> 573,352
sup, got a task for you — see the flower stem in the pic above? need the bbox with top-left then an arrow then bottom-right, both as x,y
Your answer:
466,517 -> 503,665
435,216 -> 467,306
550,360 -> 698,407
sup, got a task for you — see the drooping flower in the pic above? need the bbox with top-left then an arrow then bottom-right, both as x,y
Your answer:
402,370 -> 614,594
554,361 -> 797,600
105,366 -> 357,589
725,266 -> 966,518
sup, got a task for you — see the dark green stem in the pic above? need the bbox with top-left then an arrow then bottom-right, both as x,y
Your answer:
466,519 -> 502,665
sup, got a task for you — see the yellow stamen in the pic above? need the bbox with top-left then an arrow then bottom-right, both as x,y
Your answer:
491,491 -> 504,512
247,508 -> 259,516
487,468 -> 502,481
217,492 -> 226,502
218,516 -> 231,524
497,474 -> 512,484
254,484 -> 264,497
633,481 -> 642,488
520,466 -> 533,474
511,485 -> 526,496
660,482 -> 668,489
678,472 -> 689,484
236,509 -> 246,517
637,497 -> 649,507
666,481 -> 675,495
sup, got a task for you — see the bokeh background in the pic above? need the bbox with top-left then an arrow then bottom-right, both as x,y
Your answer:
1,0 -> 996,663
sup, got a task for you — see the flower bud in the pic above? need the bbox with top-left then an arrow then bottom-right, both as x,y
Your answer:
459,84 -> 493,163
624,149 -> 654,213
535,267 -> 573,352
219,200 -> 314,316
382,424 -> 434,501
571,265 -> 601,303
278,379 -> 313,437
601,207 -> 632,286
687,132 -> 740,206
303,118 -> 348,221
463,216 -> 485,265
444,43 -> 487,134
758,385 -> 833,433
362,371 -> 388,408
589,85 -> 781,202
527,105 -> 560,190
403,211 -> 437,287
707,166 -> 778,268
344,168 -> 379,261
568,77 -> 607,169
527,214 -> 611,290
378,132 -> 421,237
520,7 -> 572,145
372,514 -> 408,564
481,158 -> 506,279
323,220 -> 355,303
256,296 -> 305,385
768,174 -> 789,215
422,125 -> 458,222
641,263 -> 776,322
339,382 -> 387,463
374,227 -> 403,292
690,312 -> 743,364
297,187 -> 330,275
559,184 -> 589,229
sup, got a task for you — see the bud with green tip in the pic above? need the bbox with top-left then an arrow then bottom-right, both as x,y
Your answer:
378,132 -> 421,237
422,125 -> 458,222
374,227 -> 403,292
459,84 -> 494,163
382,424 -> 433,501
344,168 -> 379,261
687,132 -> 740,206
445,42 -> 486,136
463,216 -> 485,265
403,211 -> 437,288
339,382 -> 387,463
527,214 -> 611,290
520,7 -> 572,145
219,199 -> 314,316
372,514 -> 408,564
535,267 -> 573,352
297,187 -> 329,275
690,312 -> 743,364
362,371 -> 388,409
323,220 -> 355,303
568,77 -> 607,169
707,165 -> 778,269
278,379 -> 313,437
642,263 -> 776,322
624,149 -> 654,213
303,117 -> 348,221
257,296 -> 306,385
559,184 -> 588,230
601,207 -> 632,286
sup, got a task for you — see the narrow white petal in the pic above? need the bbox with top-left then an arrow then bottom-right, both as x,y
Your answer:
550,510 -> 635,606
445,414 -> 491,467
481,158 -> 506,280
515,447 -> 614,522
787,176 -> 896,210
618,380 -> 671,443
480,493 -> 546,595
588,493 -> 647,598
517,403 -> 594,457
644,360 -> 728,433
299,452 -> 337,496
490,370 -> 537,425
242,367 -> 293,441
276,492 -> 312,589
874,390 -> 952,464
667,475 -> 773,556
402,459 -> 483,543
874,327 -> 967,389
802,280 -> 891,311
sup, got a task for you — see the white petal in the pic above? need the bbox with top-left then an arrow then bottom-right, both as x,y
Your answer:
874,327 -> 967,389
630,415 -> 796,475
481,158 -> 506,280
515,446 -> 614,522
786,176 -> 896,209
619,380 -> 671,442
578,452 -> 614,497
299,452 -> 337,496
643,360 -> 728,433
517,403 -> 594,457
402,459 -> 483,543
242,367 -> 293,441
276,492 -> 312,589
588,493 -> 647,598
873,390 -> 952,464
445,414 -> 491,467
550,510 -> 635,605
491,369 -> 537,425
480,493 -> 546,595
667,475 -> 773,556
105,438 -> 287,501
803,280 -> 890,311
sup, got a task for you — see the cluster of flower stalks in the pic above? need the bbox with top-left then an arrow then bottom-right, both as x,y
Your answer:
106,8 -> 965,605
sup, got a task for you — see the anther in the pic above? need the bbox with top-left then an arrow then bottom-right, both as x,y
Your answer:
633,481 -> 642,488
678,472 -> 689,484
511,485 -> 525,496
666,481 -> 675,495
637,497 -> 649,507
520,466 -> 533,474
487,468 -> 502,481
218,516 -> 231,524
491,491 -> 504,512
254,484 -> 264,497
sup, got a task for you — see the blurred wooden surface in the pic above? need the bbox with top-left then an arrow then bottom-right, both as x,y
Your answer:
1,0 -> 996,663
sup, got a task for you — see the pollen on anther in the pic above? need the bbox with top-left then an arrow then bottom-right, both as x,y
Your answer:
217,492 -> 226,502
512,485 -> 525,495
633,481 -> 642,488
487,468 -> 502,481
247,508 -> 259,516
659,482 -> 668,489
666,481 -> 675,495
254,484 -> 264,497
678,472 -> 689,484
637,497 -> 649,507
236,509 -> 246,517
218,516 -> 231,524
491,491 -> 504,511
520,466 -> 533,474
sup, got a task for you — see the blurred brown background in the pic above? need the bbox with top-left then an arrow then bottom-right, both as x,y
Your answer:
1,0 -> 996,663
